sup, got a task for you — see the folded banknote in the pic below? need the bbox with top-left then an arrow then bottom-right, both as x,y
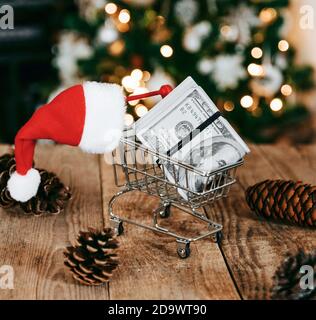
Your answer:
134,77 -> 250,199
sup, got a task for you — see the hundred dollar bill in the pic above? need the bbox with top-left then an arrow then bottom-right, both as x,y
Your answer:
135,77 -> 250,199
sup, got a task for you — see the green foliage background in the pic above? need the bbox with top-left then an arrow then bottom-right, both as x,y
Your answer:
60,0 -> 314,142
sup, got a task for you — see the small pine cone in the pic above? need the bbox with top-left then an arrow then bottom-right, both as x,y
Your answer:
0,153 -> 17,208
245,180 -> 316,227
0,153 -> 71,215
20,169 -> 72,216
271,249 -> 316,300
64,228 -> 119,286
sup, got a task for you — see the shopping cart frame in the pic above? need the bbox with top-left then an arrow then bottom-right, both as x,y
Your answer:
109,133 -> 244,259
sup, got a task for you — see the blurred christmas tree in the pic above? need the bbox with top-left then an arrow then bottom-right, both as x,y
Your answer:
51,0 -> 314,142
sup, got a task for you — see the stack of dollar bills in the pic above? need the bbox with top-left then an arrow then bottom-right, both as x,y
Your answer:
134,77 -> 250,199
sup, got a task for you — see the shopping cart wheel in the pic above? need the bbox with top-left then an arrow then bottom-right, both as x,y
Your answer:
214,231 -> 223,244
159,204 -> 171,219
177,242 -> 190,259
114,221 -> 124,236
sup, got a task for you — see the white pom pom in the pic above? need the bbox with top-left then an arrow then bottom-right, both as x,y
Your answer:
7,169 -> 41,202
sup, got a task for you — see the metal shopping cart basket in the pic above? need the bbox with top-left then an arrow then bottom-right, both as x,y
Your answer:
108,86 -> 244,259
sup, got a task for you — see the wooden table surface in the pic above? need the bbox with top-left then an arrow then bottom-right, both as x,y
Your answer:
0,143 -> 315,300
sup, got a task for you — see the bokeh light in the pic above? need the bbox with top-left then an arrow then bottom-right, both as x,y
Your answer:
270,98 -> 283,111
223,101 -> 235,112
135,104 -> 148,117
160,45 -> 173,58
131,69 -> 143,81
105,3 -> 117,15
240,95 -> 253,109
281,84 -> 293,96
125,114 -> 134,126
118,9 -> 131,24
248,63 -> 264,76
278,40 -> 289,52
259,8 -> 277,24
251,47 -> 263,59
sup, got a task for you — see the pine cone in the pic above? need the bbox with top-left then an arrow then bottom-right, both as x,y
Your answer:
245,180 -> 316,227
0,153 -> 17,208
64,228 -> 119,286
271,249 -> 316,300
0,153 -> 71,215
19,169 -> 72,215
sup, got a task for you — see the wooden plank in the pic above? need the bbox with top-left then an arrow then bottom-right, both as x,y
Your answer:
205,144 -> 316,299
4,143 -> 313,299
291,145 -> 316,185
100,156 -> 240,300
0,145 -> 108,299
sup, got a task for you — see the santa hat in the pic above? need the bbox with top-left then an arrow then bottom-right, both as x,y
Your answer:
7,81 -> 126,203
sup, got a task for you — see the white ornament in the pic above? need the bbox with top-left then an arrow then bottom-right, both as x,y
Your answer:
195,21 -> 212,36
183,35 -> 201,53
210,54 -> 246,90
223,4 -> 260,45
183,21 -> 212,53
77,0 -> 107,23
54,31 -> 93,86
97,20 -> 119,44
197,58 -> 214,75
250,64 -> 283,97
175,0 -> 199,26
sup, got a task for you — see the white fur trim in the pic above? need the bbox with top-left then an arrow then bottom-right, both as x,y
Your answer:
7,169 -> 41,202
79,82 -> 126,154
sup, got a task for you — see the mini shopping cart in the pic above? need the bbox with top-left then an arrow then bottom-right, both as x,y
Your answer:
108,85 -> 244,259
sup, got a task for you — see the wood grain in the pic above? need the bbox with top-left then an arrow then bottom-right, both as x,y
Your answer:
205,144 -> 316,299
0,145 -> 109,300
100,157 -> 240,300
1,143 -> 315,299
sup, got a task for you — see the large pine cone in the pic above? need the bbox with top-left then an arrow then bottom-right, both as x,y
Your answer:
0,153 -> 71,215
20,169 -> 72,215
64,228 -> 119,286
245,180 -> 316,227
271,249 -> 316,300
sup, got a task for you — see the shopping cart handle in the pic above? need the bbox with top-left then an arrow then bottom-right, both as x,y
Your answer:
126,84 -> 173,102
